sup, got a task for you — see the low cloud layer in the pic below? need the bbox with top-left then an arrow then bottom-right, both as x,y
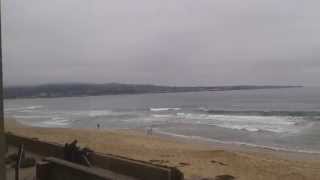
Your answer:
3,0 -> 320,86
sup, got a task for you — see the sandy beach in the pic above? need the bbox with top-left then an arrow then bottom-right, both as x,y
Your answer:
5,119 -> 320,180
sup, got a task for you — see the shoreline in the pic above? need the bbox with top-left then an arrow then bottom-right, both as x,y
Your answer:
155,128 -> 320,153
153,128 -> 320,162
15,117 -> 320,159
5,119 -> 320,179
12,117 -> 320,161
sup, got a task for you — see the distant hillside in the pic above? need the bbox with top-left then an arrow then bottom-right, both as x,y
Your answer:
4,83 -> 302,99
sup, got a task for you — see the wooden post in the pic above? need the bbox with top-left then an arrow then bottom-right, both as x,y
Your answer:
15,144 -> 24,180
36,161 -> 50,180
0,0 -> 6,179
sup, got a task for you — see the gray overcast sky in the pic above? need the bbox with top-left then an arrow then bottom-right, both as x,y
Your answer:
2,0 -> 320,86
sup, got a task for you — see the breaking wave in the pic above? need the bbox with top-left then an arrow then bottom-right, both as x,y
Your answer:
88,110 -> 114,117
17,117 -> 70,128
13,115 -> 53,119
199,109 -> 320,117
69,110 -> 142,120
152,112 -> 308,133
5,105 -> 43,112
150,107 -> 181,112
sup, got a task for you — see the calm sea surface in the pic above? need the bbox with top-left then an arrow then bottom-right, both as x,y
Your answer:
4,87 -> 320,153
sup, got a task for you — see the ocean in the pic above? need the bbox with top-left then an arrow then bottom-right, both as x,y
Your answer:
4,87 -> 320,153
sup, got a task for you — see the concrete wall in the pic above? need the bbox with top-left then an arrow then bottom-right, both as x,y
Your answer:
6,133 -> 183,180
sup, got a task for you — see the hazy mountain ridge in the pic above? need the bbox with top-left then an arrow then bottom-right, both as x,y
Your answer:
4,83 -> 302,99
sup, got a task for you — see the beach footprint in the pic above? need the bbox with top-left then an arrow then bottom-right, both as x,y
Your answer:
196,175 -> 235,180
214,175 -> 235,180
210,160 -> 228,166
177,162 -> 191,167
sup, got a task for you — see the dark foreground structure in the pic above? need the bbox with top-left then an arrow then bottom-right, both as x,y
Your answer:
6,133 -> 184,180
0,0 -> 6,178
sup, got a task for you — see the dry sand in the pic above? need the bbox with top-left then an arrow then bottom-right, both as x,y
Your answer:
5,119 -> 320,180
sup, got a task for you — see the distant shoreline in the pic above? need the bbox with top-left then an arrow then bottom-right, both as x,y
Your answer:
4,83 -> 303,99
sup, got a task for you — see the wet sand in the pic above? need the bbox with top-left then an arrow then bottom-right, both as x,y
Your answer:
5,119 -> 320,180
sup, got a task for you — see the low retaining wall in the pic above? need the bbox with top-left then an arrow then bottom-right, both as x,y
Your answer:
6,133 -> 184,180
37,157 -> 113,180
7,133 -> 64,158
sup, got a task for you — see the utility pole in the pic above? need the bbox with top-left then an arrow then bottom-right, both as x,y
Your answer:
0,0 -> 6,179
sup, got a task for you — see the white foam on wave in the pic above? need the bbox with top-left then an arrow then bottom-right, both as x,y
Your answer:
88,110 -> 114,117
176,113 -> 304,133
72,110 -> 137,118
26,105 -> 43,110
209,115 -> 301,133
19,110 -> 35,113
212,123 -> 290,133
5,105 -> 43,112
150,108 -> 181,112
197,107 -> 209,112
16,116 -> 70,128
36,117 -> 70,128
208,114 -> 297,125
209,124 -> 260,132
13,115 -> 53,119
152,114 -> 174,118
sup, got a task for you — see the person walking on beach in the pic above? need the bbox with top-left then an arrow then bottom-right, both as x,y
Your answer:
97,123 -> 100,129
146,126 -> 153,135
